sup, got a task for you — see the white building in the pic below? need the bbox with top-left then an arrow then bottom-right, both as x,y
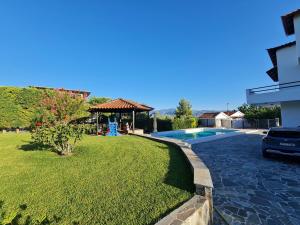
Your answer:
199,111 -> 244,128
246,9 -> 300,127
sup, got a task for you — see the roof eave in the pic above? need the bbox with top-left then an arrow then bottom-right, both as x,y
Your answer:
266,67 -> 278,82
281,9 -> 300,36
266,41 -> 296,67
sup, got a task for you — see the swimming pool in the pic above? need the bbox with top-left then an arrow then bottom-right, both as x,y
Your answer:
152,128 -> 238,143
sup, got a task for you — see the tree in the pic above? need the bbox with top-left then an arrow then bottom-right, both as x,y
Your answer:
173,99 -> 197,129
238,104 -> 281,120
32,90 -> 89,155
88,97 -> 111,106
175,99 -> 193,118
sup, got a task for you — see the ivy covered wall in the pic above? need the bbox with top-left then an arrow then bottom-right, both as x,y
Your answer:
0,87 -> 44,129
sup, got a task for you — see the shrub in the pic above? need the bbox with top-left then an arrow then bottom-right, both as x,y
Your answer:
82,124 -> 97,134
238,104 -> 281,120
32,91 -> 89,155
32,124 -> 85,155
172,116 -> 197,130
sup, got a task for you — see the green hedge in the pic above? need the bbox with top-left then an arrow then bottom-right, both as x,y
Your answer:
134,113 -> 198,133
172,116 -> 198,130
134,113 -> 173,133
0,87 -> 44,129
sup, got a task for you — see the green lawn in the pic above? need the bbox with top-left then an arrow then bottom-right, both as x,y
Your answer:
0,133 -> 194,225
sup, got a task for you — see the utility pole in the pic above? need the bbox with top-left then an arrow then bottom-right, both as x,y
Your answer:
226,103 -> 229,112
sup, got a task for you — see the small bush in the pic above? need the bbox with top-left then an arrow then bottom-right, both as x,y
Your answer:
172,116 -> 197,130
32,91 -> 89,155
82,124 -> 97,134
32,124 -> 85,155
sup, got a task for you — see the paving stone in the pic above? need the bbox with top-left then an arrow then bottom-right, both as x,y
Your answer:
192,133 -> 300,225
224,205 -> 239,214
246,213 -> 261,225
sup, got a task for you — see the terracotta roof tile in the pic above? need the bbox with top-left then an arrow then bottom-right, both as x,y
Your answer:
199,112 -> 219,119
90,98 -> 154,112
224,111 -> 236,116
31,86 -> 91,96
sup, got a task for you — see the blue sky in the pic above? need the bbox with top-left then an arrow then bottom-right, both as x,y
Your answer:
0,1 -> 299,110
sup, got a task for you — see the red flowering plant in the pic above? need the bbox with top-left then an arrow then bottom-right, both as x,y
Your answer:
32,90 -> 89,155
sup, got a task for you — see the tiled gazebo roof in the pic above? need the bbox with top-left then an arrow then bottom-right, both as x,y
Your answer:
90,98 -> 154,113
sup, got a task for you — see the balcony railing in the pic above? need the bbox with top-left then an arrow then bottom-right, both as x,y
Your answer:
249,80 -> 300,94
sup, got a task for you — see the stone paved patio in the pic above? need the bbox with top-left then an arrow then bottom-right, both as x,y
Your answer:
192,132 -> 300,225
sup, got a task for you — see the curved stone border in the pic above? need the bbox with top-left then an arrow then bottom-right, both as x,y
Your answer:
133,134 -> 214,225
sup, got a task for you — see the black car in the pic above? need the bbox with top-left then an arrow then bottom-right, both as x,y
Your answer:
262,127 -> 300,157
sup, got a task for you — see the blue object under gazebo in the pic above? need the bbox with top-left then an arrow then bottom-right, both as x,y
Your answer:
90,98 -> 154,134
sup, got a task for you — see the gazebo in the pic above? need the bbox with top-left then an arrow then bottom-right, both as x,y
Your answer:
90,98 -> 154,133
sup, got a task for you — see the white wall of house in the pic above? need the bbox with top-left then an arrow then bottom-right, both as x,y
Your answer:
294,14 -> 300,63
281,101 -> 300,127
247,44 -> 300,105
215,112 -> 231,128
277,45 -> 299,84
246,11 -> 300,128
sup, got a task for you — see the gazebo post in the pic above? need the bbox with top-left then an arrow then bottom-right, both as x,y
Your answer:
132,110 -> 135,133
153,112 -> 158,132
96,111 -> 99,133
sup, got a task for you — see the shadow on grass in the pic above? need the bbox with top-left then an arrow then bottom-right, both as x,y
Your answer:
147,143 -> 195,225
163,143 -> 195,193
18,141 -> 51,152
0,200 -> 82,225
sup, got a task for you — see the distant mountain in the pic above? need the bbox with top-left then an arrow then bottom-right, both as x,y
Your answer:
193,110 -> 219,117
152,108 -> 176,116
152,108 -> 219,117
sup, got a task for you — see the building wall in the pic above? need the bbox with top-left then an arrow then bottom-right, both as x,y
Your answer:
215,113 -> 230,128
281,101 -> 300,127
294,14 -> 300,63
277,45 -> 299,84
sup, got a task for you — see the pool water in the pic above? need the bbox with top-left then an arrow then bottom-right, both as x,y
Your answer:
161,129 -> 236,141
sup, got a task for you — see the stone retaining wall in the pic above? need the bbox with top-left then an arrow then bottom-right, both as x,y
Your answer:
133,134 -> 214,225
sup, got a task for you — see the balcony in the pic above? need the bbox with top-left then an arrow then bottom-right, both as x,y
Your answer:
246,81 -> 300,105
